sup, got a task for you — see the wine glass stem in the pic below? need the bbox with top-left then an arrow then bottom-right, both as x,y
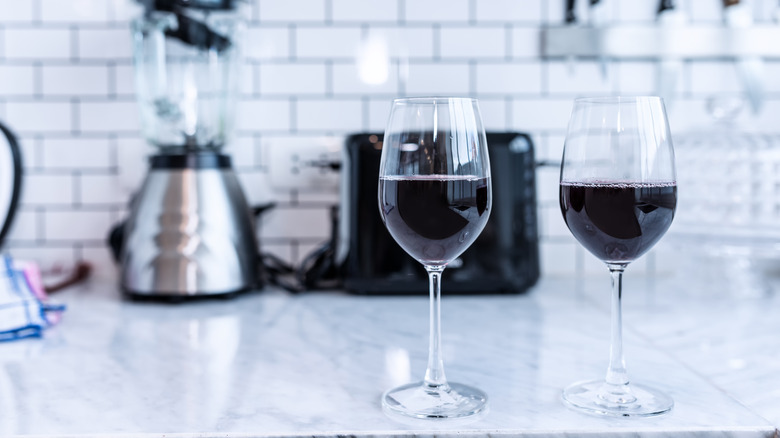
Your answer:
605,263 -> 629,387
424,265 -> 448,388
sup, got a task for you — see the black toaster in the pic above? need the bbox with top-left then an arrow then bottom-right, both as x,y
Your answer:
338,132 -> 540,294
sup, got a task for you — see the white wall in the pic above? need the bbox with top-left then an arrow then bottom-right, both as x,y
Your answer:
1,0 -> 779,280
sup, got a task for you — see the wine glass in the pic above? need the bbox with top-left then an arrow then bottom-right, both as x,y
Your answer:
559,96 -> 677,417
378,97 -> 492,419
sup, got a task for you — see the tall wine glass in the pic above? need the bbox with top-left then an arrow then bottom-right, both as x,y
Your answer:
378,97 -> 492,419
560,96 -> 677,417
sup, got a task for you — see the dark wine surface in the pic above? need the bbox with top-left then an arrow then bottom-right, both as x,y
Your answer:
560,181 -> 676,263
379,175 -> 491,266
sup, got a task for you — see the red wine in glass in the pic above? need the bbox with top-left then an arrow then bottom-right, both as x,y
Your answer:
380,175 -> 490,265
560,181 -> 677,263
378,97 -> 491,420
559,96 -> 677,417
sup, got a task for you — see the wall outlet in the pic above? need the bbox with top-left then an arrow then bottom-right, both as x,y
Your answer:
264,136 -> 343,191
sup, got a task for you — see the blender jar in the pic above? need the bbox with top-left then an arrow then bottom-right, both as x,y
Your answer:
132,0 -> 244,153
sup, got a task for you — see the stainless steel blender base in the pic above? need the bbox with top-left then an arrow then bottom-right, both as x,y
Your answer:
124,286 -> 252,300
120,154 -> 258,297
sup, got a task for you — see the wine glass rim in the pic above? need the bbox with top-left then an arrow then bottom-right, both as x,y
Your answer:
574,96 -> 663,104
392,96 -> 478,104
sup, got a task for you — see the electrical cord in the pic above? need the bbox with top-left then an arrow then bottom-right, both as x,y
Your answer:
262,205 -> 342,292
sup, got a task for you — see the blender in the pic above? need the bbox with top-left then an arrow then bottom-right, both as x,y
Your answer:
120,0 -> 257,297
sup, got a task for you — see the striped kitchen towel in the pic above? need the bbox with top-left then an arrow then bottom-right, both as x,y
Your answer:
0,254 -> 64,341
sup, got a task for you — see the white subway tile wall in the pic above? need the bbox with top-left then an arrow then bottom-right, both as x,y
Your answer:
245,27 -> 290,60
22,174 -> 74,206
0,66 -> 36,96
616,62 -> 659,95
332,62 -> 399,94
331,0 -> 399,22
366,27 -> 435,58
237,98 -> 291,132
5,28 -> 71,59
0,1 -> 36,23
296,27 -> 363,59
404,62 -> 470,95
41,65 -> 111,96
511,27 -> 541,58
6,102 -> 72,133
476,0 -> 543,23
297,99 -> 363,131
547,61 -> 614,95
78,28 -> 134,59
42,138 -> 112,169
1,0 -> 779,279
80,101 -> 140,132
259,63 -> 329,95
40,0 -> 110,23
439,27 -> 506,59
477,98 -> 510,130
257,0 -> 327,22
405,0 -> 470,23
475,62 -> 542,94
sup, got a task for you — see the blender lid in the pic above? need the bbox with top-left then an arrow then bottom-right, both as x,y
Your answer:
138,0 -> 239,11
166,13 -> 232,51
137,0 -> 237,51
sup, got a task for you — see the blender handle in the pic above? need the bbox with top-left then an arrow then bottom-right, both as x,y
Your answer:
0,121 -> 22,250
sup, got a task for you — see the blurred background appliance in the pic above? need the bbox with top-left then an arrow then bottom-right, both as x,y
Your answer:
0,122 -> 22,250
722,0 -> 765,114
118,0 -> 257,297
655,0 -> 686,109
673,97 -> 780,297
336,132 -> 540,294
8,0 -> 780,284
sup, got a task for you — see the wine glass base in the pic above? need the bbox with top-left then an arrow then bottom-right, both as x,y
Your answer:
382,382 -> 488,420
563,380 -> 673,417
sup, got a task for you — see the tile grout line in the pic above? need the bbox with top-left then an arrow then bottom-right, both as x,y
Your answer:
469,60 -> 477,96
32,0 -> 42,24
325,60 -> 333,97
324,0 -> 333,25
288,24 -> 297,61
361,96 -> 369,131
33,61 -> 43,99
34,135 -> 45,169
70,98 -> 80,135
505,24 -> 512,61
108,134 -> 118,171
432,24 -> 441,61
107,61 -> 117,99
72,170 -> 82,208
70,25 -> 79,62
36,206 -> 45,244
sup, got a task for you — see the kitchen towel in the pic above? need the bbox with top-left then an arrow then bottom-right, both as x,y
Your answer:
0,254 -> 64,341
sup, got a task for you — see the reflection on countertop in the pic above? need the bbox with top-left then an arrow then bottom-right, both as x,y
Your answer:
0,274 -> 777,437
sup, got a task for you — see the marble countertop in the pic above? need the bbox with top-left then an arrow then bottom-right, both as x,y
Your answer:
1,273 -> 778,438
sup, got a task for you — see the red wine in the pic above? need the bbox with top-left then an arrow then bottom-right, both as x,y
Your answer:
560,181 -> 676,263
379,175 -> 491,266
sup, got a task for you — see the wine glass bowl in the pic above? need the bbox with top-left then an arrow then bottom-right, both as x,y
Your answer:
559,181 -> 677,264
378,97 -> 492,419
379,175 -> 490,266
559,96 -> 677,417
